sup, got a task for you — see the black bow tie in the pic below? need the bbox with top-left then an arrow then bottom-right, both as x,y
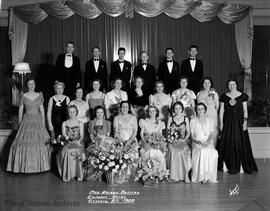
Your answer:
189,58 -> 196,60
93,59 -> 99,61
167,60 -> 173,63
142,63 -> 147,65
119,61 -> 124,64
66,54 -> 72,57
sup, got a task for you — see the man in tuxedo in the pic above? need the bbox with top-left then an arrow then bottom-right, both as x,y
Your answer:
133,51 -> 156,94
110,47 -> 132,91
181,45 -> 204,94
158,47 -> 181,94
85,47 -> 108,92
55,41 -> 81,98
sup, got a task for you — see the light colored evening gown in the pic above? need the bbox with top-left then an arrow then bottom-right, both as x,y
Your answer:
139,118 -> 166,170
56,122 -> 84,182
168,117 -> 191,182
190,117 -> 218,183
7,93 -> 51,173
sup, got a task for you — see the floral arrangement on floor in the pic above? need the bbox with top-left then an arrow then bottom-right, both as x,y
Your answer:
143,132 -> 168,154
134,157 -> 170,185
81,136 -> 140,176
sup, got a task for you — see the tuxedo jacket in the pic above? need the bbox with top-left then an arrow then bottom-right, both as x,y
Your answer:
85,58 -> 108,91
55,53 -> 81,96
133,63 -> 156,94
181,58 -> 203,94
110,60 -> 132,90
157,60 -> 181,94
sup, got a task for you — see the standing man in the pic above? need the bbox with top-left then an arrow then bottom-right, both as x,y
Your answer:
110,47 -> 132,91
55,41 -> 81,98
181,45 -> 204,94
158,47 -> 181,94
133,51 -> 156,95
85,47 -> 108,92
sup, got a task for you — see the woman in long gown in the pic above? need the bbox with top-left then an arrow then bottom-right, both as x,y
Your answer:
172,76 -> 196,119
167,102 -> 191,183
149,81 -> 172,124
7,78 -> 51,173
217,78 -> 258,174
104,78 -> 128,121
197,77 -> 219,146
56,105 -> 84,182
190,102 -> 218,184
86,79 -> 105,120
113,101 -> 138,183
139,106 -> 166,171
47,81 -> 70,139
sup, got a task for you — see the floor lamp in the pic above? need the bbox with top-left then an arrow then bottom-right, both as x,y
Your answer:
13,62 -> 31,93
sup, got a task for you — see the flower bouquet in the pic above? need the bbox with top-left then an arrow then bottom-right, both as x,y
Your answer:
81,136 -> 139,186
134,157 -> 170,187
167,123 -> 186,146
143,132 -> 168,154
51,126 -> 79,146
208,88 -> 216,99
51,135 -> 72,146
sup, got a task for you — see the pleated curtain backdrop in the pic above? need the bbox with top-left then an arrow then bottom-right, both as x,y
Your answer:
24,13 -> 242,94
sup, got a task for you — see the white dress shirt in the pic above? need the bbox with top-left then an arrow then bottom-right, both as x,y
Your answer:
93,59 -> 100,72
119,60 -> 124,72
167,60 -> 173,73
142,63 -> 147,71
65,54 -> 73,68
189,58 -> 196,72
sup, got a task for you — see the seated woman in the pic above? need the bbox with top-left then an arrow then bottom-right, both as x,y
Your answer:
149,81 -> 172,124
167,102 -> 191,183
85,79 -> 105,120
129,76 -> 149,120
104,78 -> 128,121
85,105 -> 111,181
139,105 -> 166,171
69,87 -> 90,124
88,105 -> 111,143
190,103 -> 218,184
113,101 -> 138,183
172,76 -> 196,119
56,105 -> 84,182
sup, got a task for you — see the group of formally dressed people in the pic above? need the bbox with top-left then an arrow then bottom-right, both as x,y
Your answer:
6,42 -> 258,185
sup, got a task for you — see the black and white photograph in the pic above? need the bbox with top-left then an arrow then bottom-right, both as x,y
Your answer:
0,0 -> 270,210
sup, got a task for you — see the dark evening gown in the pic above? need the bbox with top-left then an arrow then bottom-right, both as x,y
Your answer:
217,93 -> 258,174
51,97 -> 68,138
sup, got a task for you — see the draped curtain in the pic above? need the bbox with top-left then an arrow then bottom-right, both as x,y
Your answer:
24,13 -> 243,98
12,0 -> 250,24
235,10 -> 254,100
8,9 -> 28,65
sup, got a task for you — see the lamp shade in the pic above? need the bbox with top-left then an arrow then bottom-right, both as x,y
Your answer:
13,62 -> 31,74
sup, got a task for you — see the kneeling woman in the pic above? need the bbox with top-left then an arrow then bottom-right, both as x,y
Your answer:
167,102 -> 191,183
139,105 -> 166,171
190,103 -> 218,184
56,105 -> 84,182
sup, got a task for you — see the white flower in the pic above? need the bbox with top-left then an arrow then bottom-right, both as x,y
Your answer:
119,159 -> 123,164
65,136 -> 69,140
100,156 -> 106,161
104,166 -> 109,171
109,155 -> 115,160
108,161 -> 115,167
61,141 -> 64,145
112,168 -> 117,173
124,154 -> 129,159
99,165 -> 103,169
110,149 -> 115,153
115,165 -> 119,169
121,163 -> 127,169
